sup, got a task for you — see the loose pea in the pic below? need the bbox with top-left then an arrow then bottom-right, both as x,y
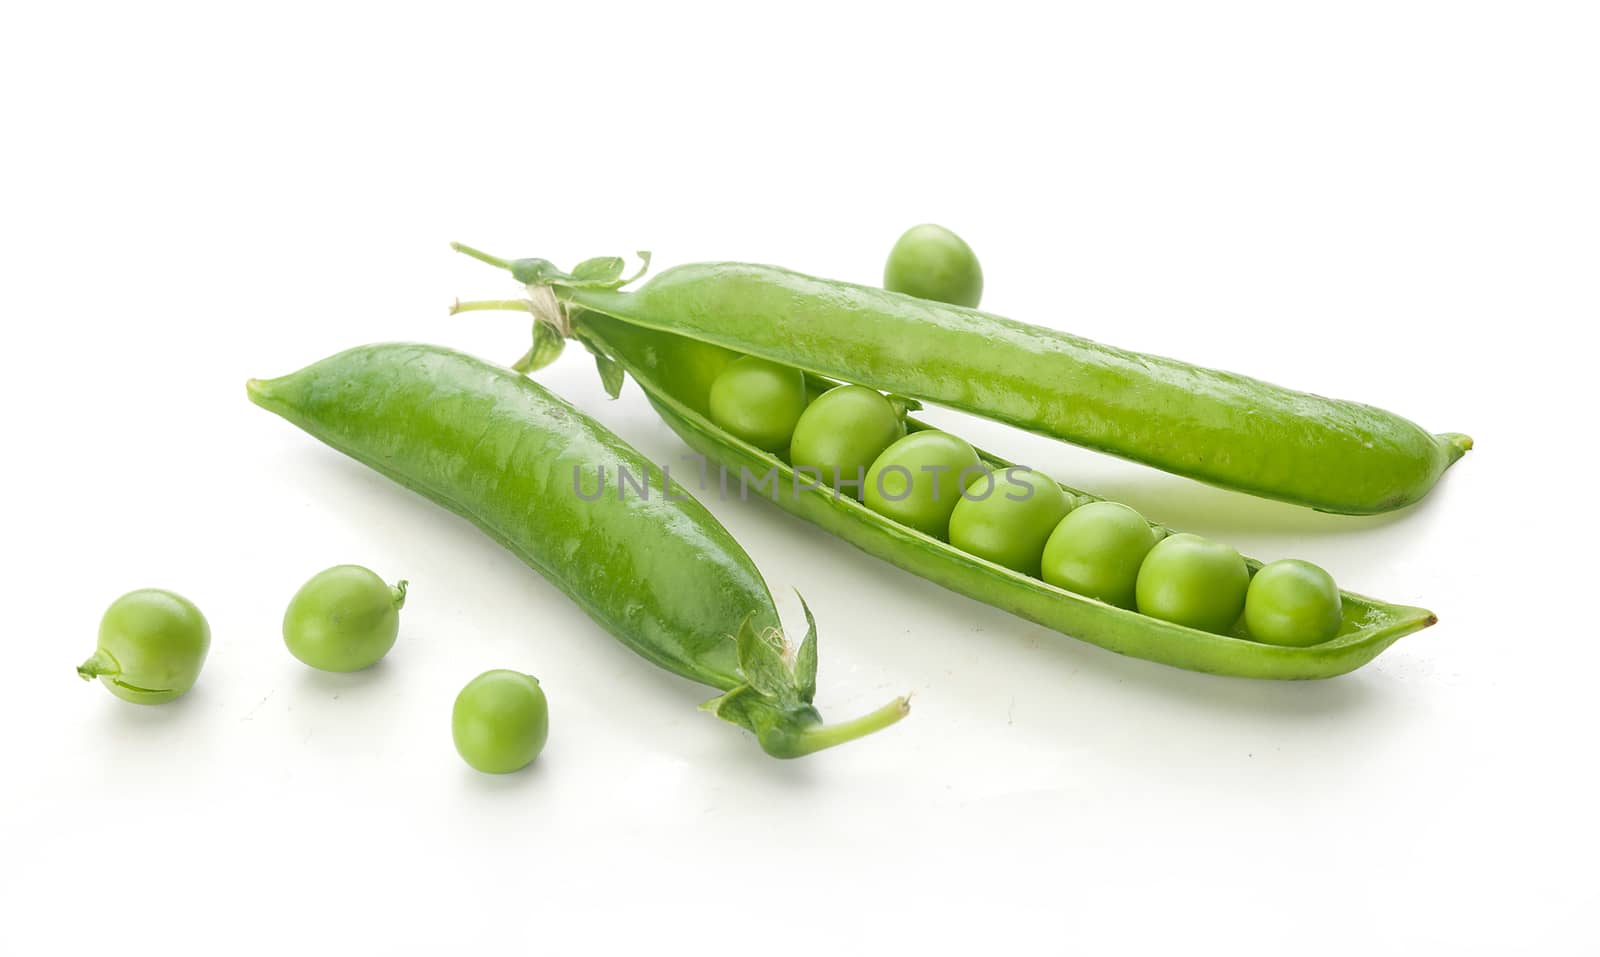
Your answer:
77,589 -> 211,704
283,565 -> 407,672
864,430 -> 983,539
707,355 -> 808,452
452,669 -> 549,774
1041,501 -> 1159,609
1135,533 -> 1249,634
947,469 -> 1071,575
883,224 -> 984,308
1245,559 -> 1343,647
789,385 -> 905,498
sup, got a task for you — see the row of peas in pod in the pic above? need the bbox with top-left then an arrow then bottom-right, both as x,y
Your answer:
707,356 -> 1345,648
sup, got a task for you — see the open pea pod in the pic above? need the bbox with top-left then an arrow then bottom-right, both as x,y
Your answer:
566,311 -> 1436,680
451,244 -> 1470,515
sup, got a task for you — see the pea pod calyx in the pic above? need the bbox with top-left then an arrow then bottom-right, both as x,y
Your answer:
702,596 -> 910,758
450,242 -> 650,293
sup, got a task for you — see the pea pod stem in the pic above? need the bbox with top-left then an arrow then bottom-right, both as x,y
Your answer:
449,241 -> 513,271
788,696 -> 912,757
391,580 -> 409,610
450,298 -> 529,315
452,292 -> 570,341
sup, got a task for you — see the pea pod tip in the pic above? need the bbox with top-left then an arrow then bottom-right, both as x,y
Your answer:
246,377 -> 284,413
1441,432 -> 1474,462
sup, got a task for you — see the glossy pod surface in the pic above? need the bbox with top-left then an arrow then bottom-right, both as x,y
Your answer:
248,344 -> 906,756
569,264 -> 1470,514
576,313 -> 1438,680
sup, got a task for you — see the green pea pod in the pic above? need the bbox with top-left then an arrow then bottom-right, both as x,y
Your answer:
557,312 -> 1435,680
247,343 -> 907,757
452,244 -> 1469,515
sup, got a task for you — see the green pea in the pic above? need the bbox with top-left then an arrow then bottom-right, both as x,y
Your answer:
707,355 -> 808,452
452,669 -> 549,774
1245,559 -> 1343,647
864,430 -> 983,539
1135,533 -> 1249,634
283,565 -> 407,672
77,589 -> 210,704
789,385 -> 905,498
1040,501 -> 1159,610
947,469 -> 1072,575
883,223 -> 984,308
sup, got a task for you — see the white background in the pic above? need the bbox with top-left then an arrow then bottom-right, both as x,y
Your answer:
3,2 -> 1595,953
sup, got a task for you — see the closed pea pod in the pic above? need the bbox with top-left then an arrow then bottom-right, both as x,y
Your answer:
248,344 -> 907,757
